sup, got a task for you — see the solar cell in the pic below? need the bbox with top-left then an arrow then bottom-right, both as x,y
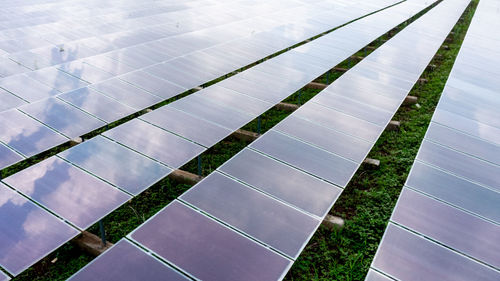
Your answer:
25,67 -> 89,93
180,172 -> 321,258
416,140 -> 500,192
91,78 -> 162,110
69,239 -> 189,281
0,182 -> 78,276
19,98 -> 105,139
0,143 -> 23,170
0,109 -> 68,157
432,108 -> 500,146
392,188 -> 500,268
250,130 -> 358,187
130,201 -> 292,281
274,115 -> 372,163
3,157 -> 131,229
294,102 -> 382,142
0,270 -> 8,281
219,148 -> 341,218
103,119 -> 205,168
58,60 -> 114,84
193,85 -> 273,116
59,136 -> 173,196
118,70 -> 185,100
372,224 -> 499,281
0,74 -> 59,103
58,87 -> 136,123
406,162 -> 500,224
170,93 -> 254,131
140,106 -> 232,148
365,270 -> 394,281
425,122 -> 500,165
0,88 -> 25,112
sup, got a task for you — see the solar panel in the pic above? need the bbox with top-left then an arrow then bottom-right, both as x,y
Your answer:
24,67 -> 89,93
192,85 -> 273,116
392,188 -> 500,268
169,92 -> 255,131
0,182 -> 79,276
0,270 -> 8,281
250,130 -> 358,187
19,98 -> 106,139
140,106 -> 232,148
0,74 -> 59,103
293,102 -> 383,142
180,171 -> 321,258
58,60 -> 114,84
0,144 -> 23,170
365,270 -> 393,281
219,148 -> 341,218
90,78 -> 162,110
3,157 -> 131,229
102,119 -> 205,168
369,0 -> 500,278
0,0 -> 402,175
372,224 -> 499,281
0,109 -> 68,157
117,70 -> 185,100
59,136 -> 173,196
406,162 -> 500,224
0,88 -> 26,112
416,140 -> 500,192
274,116 -> 373,163
129,200 -> 292,281
68,239 -> 189,281
58,87 -> 136,124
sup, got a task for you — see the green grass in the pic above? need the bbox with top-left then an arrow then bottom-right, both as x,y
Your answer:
10,1 -> 478,280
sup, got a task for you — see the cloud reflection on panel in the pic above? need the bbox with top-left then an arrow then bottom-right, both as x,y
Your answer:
0,182 -> 79,276
3,156 -> 131,230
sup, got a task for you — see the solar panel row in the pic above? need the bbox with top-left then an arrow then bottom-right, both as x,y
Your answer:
0,0 -> 400,277
0,0 -> 395,171
369,0 -> 500,279
69,0 -> 471,280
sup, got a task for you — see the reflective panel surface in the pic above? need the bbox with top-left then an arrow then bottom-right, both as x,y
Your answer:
250,130 -> 358,187
0,74 -> 59,103
140,106 -> 232,148
275,115 -> 372,163
0,109 -> 68,157
118,70 -> 185,100
181,172 -> 320,258
417,140 -> 500,192
0,88 -> 26,112
0,144 -> 23,170
130,201 -> 292,281
69,239 -> 189,281
91,78 -> 161,110
19,98 -> 105,139
0,183 -> 78,276
294,102 -> 382,142
406,162 -> 500,224
365,270 -> 394,281
372,224 -> 499,281
59,136 -> 172,196
58,87 -> 136,123
219,148 -> 341,218
392,188 -> 500,268
3,157 -> 131,229
103,119 -> 205,168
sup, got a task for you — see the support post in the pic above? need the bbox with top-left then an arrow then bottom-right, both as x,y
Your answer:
257,116 -> 262,134
98,220 -> 106,247
197,155 -> 202,176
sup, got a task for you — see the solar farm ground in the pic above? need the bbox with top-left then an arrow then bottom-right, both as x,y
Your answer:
5,1 -> 479,280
